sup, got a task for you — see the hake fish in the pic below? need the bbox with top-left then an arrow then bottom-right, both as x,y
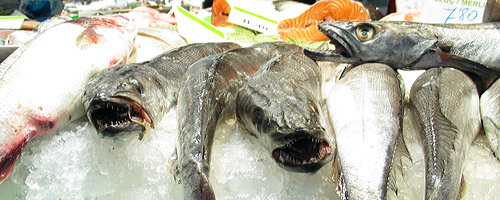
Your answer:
172,42 -> 303,200
83,42 -> 240,139
327,63 -> 403,200
409,67 -> 481,199
0,15 -> 137,183
304,21 -> 500,76
236,52 -> 332,173
480,78 -> 500,159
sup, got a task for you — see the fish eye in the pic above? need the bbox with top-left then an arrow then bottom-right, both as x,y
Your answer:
355,24 -> 374,41
129,77 -> 143,94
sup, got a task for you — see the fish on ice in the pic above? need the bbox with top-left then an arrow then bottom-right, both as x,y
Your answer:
0,15 -> 137,183
83,42 -> 240,139
236,51 -> 332,173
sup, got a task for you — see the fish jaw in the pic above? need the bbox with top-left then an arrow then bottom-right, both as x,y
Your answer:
86,95 -> 153,140
271,132 -> 332,173
303,21 -> 360,63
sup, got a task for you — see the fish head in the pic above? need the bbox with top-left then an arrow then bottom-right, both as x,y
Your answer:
83,64 -> 168,140
236,80 -> 332,173
304,21 -> 437,67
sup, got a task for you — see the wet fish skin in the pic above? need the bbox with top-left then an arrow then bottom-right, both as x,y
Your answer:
236,52 -> 332,173
174,42 -> 303,200
83,42 -> 240,139
304,21 -> 500,76
0,15 -> 137,183
409,67 -> 481,200
327,63 -> 403,200
480,78 -> 500,159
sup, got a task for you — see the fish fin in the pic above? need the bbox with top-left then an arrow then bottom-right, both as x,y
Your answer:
76,26 -> 103,50
414,51 -> 500,77
0,129 -> 32,184
332,148 -> 348,200
433,106 -> 459,177
482,116 -> 500,160
458,175 -> 467,200
388,131 -> 413,196
168,148 -> 181,184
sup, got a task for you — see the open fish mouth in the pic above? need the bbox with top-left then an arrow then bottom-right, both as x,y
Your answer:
272,135 -> 331,173
304,24 -> 358,63
87,95 -> 153,139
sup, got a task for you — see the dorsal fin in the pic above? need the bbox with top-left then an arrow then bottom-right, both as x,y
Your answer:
432,104 -> 458,177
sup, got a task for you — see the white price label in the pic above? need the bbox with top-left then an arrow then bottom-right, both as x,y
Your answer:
420,0 -> 487,23
0,16 -> 24,29
174,6 -> 226,43
227,6 -> 278,35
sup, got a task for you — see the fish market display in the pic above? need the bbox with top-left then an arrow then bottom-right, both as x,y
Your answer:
0,15 -> 137,183
304,21 -> 500,76
409,67 -> 481,200
83,42 -> 240,139
236,52 -> 332,173
277,0 -> 379,42
480,77 -> 500,159
327,63 -> 403,200
172,42 -> 303,200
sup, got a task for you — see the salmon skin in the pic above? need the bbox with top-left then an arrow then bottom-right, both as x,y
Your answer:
277,0 -> 379,42
0,15 -> 137,183
172,42 -> 303,200
304,21 -> 500,77
83,42 -> 240,139
236,52 -> 332,173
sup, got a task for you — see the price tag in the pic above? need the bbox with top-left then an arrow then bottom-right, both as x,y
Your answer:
420,0 -> 488,23
0,16 -> 25,29
174,6 -> 227,43
226,6 -> 278,35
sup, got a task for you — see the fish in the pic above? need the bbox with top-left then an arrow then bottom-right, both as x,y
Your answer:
409,67 -> 481,199
172,42 -> 303,200
304,21 -> 500,76
480,77 -> 500,160
277,0 -> 380,42
0,15 -> 137,183
326,63 -> 404,200
211,0 -> 232,26
235,51 -> 332,173
128,27 -> 188,63
83,42 -> 240,139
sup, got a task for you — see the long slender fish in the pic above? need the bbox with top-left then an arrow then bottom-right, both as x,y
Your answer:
327,63 -> 403,200
0,15 -> 137,183
236,52 -> 332,173
83,42 -> 240,139
304,21 -> 500,76
480,77 -> 500,159
409,67 -> 481,200
173,42 -> 303,200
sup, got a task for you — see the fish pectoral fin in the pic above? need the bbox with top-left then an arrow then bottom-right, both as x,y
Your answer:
167,148 -> 181,184
434,106 -> 459,176
388,132 -> 413,196
332,148 -> 348,200
416,51 -> 500,77
458,174 -> 467,200
482,116 -> 500,160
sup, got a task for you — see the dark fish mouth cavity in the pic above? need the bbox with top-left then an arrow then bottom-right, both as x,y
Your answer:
272,136 -> 331,173
88,96 -> 153,139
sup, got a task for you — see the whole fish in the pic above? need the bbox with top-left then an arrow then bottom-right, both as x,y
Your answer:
409,67 -> 480,200
304,21 -> 500,76
83,42 -> 240,139
172,42 -> 303,200
327,63 -> 403,200
0,15 -> 137,183
236,52 -> 332,173
480,77 -> 500,159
